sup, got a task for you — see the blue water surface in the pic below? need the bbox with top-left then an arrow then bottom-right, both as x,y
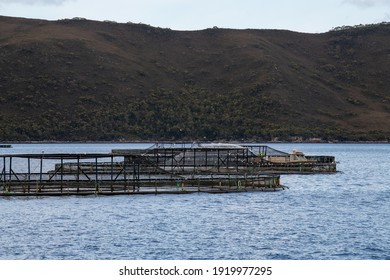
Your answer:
0,143 -> 389,260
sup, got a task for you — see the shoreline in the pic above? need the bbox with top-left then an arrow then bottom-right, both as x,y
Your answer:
1,140 -> 389,145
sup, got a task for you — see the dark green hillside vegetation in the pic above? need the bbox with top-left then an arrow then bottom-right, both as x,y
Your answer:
0,16 -> 389,141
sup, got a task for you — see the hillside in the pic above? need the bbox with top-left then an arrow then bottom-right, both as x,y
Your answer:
0,16 -> 389,141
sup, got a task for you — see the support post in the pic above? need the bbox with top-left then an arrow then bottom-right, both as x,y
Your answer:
217,149 -> 220,172
9,156 -> 12,186
60,157 -> 63,193
193,148 -> 196,173
28,157 -> 31,193
236,151 -> 239,172
39,155 -> 43,192
77,155 -> 80,193
95,156 -> 99,193
205,149 -> 208,169
39,155 -> 43,183
1,157 -> 5,183
123,157 -> 127,191
110,155 -> 114,192
1,156 -> 5,188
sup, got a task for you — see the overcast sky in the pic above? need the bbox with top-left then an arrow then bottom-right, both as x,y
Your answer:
1,0 -> 390,33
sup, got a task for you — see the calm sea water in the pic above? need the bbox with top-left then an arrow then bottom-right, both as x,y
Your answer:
0,143 -> 389,260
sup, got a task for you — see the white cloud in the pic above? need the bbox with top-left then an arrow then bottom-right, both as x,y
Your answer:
0,0 -> 70,5
344,0 -> 390,7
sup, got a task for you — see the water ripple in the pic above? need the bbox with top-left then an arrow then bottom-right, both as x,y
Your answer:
1,143 -> 389,259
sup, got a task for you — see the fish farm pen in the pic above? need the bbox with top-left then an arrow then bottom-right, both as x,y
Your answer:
0,143 -> 336,196
125,143 -> 337,174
